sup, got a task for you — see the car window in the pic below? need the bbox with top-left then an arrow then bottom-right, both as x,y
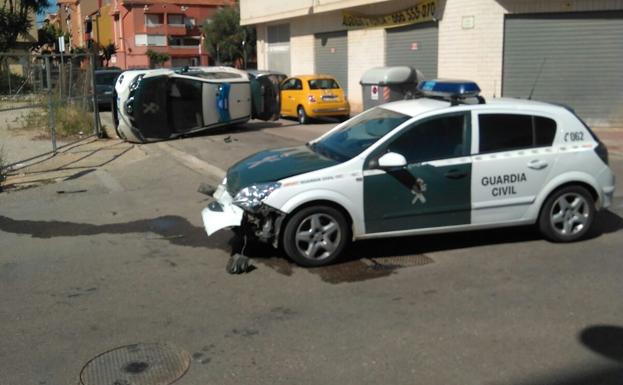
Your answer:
534,116 -> 557,147
386,113 -> 469,163
308,79 -> 339,90
311,107 -> 410,162
281,79 -> 291,90
294,79 -> 303,90
479,114 -> 557,153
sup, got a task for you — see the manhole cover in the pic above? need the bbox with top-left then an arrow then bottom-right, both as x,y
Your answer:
80,343 -> 191,385
364,254 -> 434,269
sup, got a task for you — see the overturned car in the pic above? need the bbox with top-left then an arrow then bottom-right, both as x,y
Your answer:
112,67 -> 282,143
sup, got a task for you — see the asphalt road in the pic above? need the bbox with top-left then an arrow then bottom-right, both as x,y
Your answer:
1,118 -> 623,385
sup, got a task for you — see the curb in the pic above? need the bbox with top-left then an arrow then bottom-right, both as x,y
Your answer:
155,142 -> 226,181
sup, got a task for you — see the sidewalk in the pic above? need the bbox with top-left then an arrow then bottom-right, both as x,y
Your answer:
1,137 -> 143,191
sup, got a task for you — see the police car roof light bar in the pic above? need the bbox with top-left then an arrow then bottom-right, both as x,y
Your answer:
417,79 -> 485,106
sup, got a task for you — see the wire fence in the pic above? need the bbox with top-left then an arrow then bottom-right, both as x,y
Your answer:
0,52 -> 103,170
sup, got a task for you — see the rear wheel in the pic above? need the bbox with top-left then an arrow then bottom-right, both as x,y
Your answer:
297,106 -> 308,125
283,205 -> 349,267
538,185 -> 595,242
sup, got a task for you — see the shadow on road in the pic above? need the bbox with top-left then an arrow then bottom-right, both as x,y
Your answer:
237,209 -> 623,284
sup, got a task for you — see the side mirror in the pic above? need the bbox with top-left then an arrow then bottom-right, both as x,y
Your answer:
378,152 -> 407,170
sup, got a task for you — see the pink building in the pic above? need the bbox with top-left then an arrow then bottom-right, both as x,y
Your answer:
109,0 -> 231,69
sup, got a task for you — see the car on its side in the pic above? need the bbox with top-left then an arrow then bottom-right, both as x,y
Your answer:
201,80 -> 615,267
95,69 -> 122,109
112,66 -> 282,143
280,75 -> 350,124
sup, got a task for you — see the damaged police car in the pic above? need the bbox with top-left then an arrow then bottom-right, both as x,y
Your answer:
202,80 -> 615,267
112,66 -> 282,143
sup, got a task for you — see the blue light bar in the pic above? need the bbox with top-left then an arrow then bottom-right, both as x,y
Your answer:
417,79 -> 481,97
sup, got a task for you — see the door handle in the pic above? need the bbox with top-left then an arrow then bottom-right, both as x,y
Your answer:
445,169 -> 467,179
528,159 -> 548,170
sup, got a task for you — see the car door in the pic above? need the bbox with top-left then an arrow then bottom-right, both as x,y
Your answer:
250,74 -> 281,121
471,112 -> 559,224
280,77 -> 302,117
363,112 -> 472,234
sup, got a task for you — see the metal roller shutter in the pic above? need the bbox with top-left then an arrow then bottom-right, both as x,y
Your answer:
267,24 -> 291,75
314,31 -> 348,95
503,12 -> 623,126
386,22 -> 438,79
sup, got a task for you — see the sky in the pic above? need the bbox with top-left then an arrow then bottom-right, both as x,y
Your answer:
36,1 -> 59,27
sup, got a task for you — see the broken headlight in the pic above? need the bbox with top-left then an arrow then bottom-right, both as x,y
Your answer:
233,182 -> 281,211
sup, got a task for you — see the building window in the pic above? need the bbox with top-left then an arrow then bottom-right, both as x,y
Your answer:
145,14 -> 163,27
168,36 -> 200,47
168,14 -> 184,25
135,34 -> 166,46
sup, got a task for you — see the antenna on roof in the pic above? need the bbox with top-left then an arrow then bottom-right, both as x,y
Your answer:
528,58 -> 547,100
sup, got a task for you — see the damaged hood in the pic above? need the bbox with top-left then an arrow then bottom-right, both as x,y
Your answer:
226,145 -> 339,195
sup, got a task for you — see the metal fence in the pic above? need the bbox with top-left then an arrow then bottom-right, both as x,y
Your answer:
0,52 -> 103,170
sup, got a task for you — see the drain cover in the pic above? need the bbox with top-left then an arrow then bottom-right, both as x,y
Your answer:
80,343 -> 191,385
365,254 -> 434,269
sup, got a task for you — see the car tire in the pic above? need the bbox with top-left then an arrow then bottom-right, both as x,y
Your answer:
297,106 -> 308,125
538,185 -> 595,242
283,205 -> 350,267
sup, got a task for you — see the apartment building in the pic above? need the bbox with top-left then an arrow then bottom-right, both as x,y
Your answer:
57,0 -> 231,69
240,0 -> 623,126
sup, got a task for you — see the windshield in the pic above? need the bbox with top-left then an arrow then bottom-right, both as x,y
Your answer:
311,107 -> 410,162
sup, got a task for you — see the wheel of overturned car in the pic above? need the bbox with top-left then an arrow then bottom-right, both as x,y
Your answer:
538,185 -> 595,242
283,205 -> 349,267
297,106 -> 309,125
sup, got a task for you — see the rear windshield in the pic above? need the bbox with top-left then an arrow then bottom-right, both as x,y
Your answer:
95,72 -> 120,85
308,79 -> 340,90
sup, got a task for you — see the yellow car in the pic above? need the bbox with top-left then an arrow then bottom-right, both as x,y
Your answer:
280,75 -> 350,124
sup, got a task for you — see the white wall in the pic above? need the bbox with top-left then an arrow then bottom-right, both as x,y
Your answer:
438,0 -> 506,98
347,28 -> 386,112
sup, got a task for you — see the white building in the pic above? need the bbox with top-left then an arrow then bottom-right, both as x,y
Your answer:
240,0 -> 623,127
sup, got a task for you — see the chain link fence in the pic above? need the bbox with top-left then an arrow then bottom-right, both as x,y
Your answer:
0,52 -> 103,171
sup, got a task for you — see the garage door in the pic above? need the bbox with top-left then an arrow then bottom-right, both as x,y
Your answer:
503,12 -> 623,126
315,31 -> 348,95
386,22 -> 438,79
267,24 -> 291,75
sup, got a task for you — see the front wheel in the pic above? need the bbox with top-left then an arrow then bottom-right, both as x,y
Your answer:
538,185 -> 595,242
297,106 -> 309,125
283,205 -> 350,267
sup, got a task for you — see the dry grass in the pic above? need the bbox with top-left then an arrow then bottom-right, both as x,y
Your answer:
10,99 -> 94,138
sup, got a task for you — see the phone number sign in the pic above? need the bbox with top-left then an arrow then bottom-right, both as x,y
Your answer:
343,0 -> 437,29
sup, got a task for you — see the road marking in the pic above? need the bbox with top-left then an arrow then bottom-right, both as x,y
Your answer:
156,142 -> 226,180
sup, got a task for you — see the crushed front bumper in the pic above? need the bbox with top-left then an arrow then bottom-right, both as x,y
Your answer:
201,185 -> 244,236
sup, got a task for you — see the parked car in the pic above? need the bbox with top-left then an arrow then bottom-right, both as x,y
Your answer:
201,79 -> 615,267
280,75 -> 350,124
112,67 -> 282,143
94,69 -> 122,109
